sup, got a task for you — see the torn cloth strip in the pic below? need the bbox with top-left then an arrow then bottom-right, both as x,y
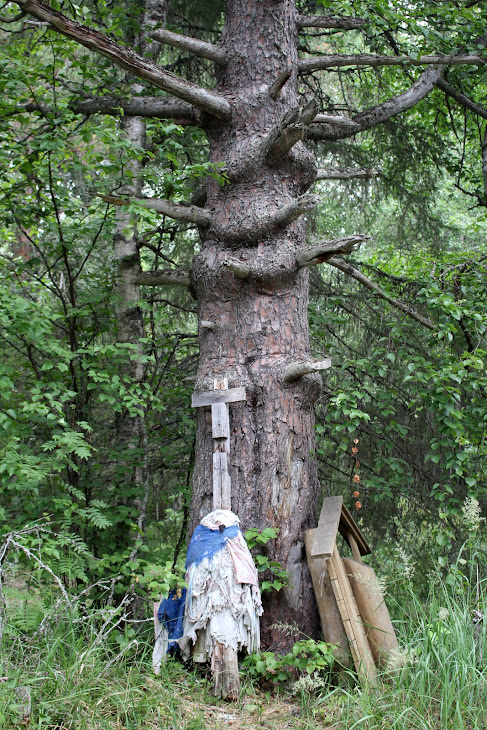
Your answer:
185,524 -> 240,570
158,587 -> 187,652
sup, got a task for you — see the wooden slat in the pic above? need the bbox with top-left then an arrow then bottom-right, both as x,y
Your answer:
343,557 -> 398,668
211,402 -> 230,439
311,495 -> 343,558
304,529 -> 350,666
339,502 -> 372,557
348,533 -> 363,563
213,451 -> 231,510
192,386 -> 246,407
329,546 -> 376,683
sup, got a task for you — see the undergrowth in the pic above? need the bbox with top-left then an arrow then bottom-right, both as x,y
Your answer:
0,580 -> 485,729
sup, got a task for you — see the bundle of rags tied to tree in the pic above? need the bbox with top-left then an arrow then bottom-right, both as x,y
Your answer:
153,509 -> 262,674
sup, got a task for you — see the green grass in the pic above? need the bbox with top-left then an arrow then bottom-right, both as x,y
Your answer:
0,582 -> 485,729
311,585 -> 487,730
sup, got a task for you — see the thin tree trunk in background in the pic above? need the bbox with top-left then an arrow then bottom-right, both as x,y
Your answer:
113,1 -> 166,546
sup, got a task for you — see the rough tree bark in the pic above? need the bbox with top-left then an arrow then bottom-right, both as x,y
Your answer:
190,0 -> 322,647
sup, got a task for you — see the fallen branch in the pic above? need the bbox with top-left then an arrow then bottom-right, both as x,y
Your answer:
327,256 -> 436,330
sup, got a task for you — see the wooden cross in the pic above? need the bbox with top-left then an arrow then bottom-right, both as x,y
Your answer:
191,377 -> 246,511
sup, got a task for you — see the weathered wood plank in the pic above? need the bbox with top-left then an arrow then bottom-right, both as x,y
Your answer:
304,529 -> 350,666
213,451 -> 231,510
192,386 -> 246,407
152,601 -> 168,675
311,495 -> 343,558
343,557 -> 398,668
329,546 -> 376,683
211,642 -> 240,699
348,533 -> 363,563
213,451 -> 222,509
211,402 -> 230,439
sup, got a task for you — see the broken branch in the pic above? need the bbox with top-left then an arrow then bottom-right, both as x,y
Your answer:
282,359 -> 332,383
0,97 -> 198,123
299,53 -> 486,74
223,258 -> 251,280
273,194 -> 321,229
296,235 -> 369,268
312,113 -> 360,128
307,66 -> 444,142
265,100 -> 319,165
269,68 -> 292,99
134,269 -> 190,287
13,0 -> 231,119
213,194 -> 321,244
149,28 -> 227,66
327,257 -> 436,330
99,195 -> 211,226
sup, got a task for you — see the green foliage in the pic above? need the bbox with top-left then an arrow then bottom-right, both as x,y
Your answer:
245,528 -> 289,592
242,639 -> 335,687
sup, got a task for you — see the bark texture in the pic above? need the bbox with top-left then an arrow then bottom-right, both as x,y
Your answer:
189,0 -> 322,648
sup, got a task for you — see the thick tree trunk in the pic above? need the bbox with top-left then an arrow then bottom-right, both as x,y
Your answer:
190,0 -> 321,648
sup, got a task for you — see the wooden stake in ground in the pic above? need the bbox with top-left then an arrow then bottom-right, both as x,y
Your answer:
192,377 -> 247,699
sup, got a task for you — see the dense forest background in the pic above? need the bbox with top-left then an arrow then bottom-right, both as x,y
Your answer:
1,0 -> 487,726
1,0 -> 486,599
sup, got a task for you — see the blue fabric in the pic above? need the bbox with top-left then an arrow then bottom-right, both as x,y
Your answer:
185,524 -> 240,570
158,588 -> 187,653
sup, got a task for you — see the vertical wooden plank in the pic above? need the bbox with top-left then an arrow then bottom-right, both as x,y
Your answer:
213,452 -> 222,509
213,452 -> 231,510
348,533 -> 363,563
219,452 -> 232,510
211,642 -> 240,700
343,557 -> 398,668
304,529 -> 351,666
211,402 -> 230,439
214,376 -> 229,391
311,496 -> 343,558
212,378 -> 231,510
330,545 -> 376,683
